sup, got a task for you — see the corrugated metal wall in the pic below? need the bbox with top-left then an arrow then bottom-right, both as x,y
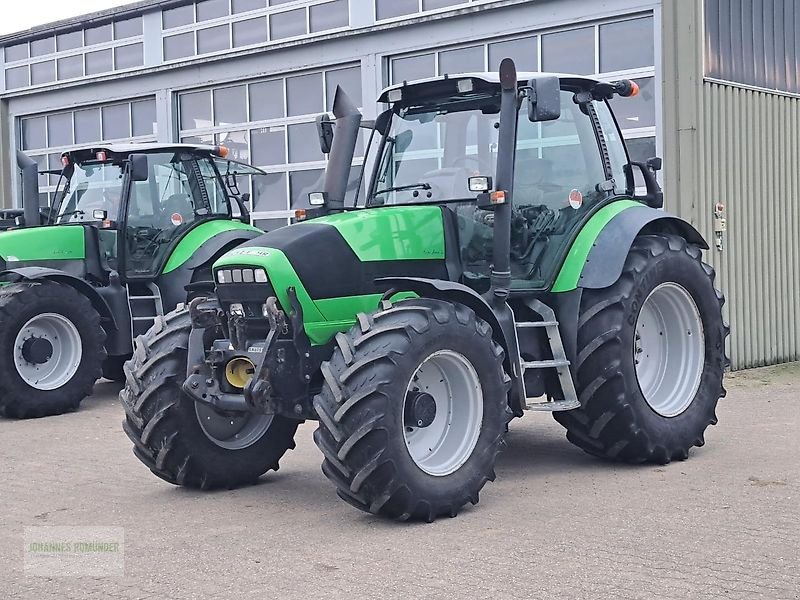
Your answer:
662,0 -> 800,370
703,82 -> 800,368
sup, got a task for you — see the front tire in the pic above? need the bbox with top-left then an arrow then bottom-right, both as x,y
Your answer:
314,299 -> 511,522
554,234 -> 729,464
0,282 -> 106,418
121,306 -> 299,489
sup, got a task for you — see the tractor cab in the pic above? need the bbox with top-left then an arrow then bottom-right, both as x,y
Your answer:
367,72 -> 651,293
52,144 -> 260,280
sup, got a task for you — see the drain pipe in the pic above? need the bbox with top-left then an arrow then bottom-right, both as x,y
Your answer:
17,151 -> 40,227
323,87 -> 362,212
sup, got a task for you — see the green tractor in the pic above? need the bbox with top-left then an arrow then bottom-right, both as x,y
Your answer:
122,59 -> 728,521
0,144 -> 265,418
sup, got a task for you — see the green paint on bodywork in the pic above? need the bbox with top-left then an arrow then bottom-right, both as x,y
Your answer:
162,219 -> 260,274
304,206 -> 445,261
215,246 -> 419,345
0,225 -> 85,261
552,200 -> 641,293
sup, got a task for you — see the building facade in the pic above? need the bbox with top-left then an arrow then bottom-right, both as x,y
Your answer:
0,0 -> 797,370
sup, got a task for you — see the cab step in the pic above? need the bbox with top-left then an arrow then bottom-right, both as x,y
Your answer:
514,298 -> 580,412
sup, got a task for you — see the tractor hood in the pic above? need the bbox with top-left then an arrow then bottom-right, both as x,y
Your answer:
213,205 -> 453,344
0,225 -> 85,266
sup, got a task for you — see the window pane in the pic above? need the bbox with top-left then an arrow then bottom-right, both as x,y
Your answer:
114,43 -> 143,70
376,0 -> 417,20
423,0 -> 463,8
253,172 -> 288,211
233,0 -> 266,13
197,0 -> 229,21
290,169 -> 324,208
85,24 -> 113,45
251,127 -> 286,166
114,17 -> 143,39
439,45 -> 484,75
74,108 -> 101,144
48,153 -> 62,185
132,99 -> 157,137
164,32 -> 195,60
286,72 -> 323,116
233,16 -> 267,47
47,113 -> 73,147
85,49 -> 113,75
30,37 -> 55,58
22,117 -> 47,151
4,43 -> 28,62
541,27 -> 595,75
250,79 -> 284,121
197,25 -> 230,54
31,61 -> 55,85
326,66 -> 362,110
57,31 -> 83,51
5,66 -> 29,89
270,0 -> 297,4
625,136 -> 656,163
600,17 -> 654,72
182,134 -> 215,145
216,130 -> 249,163
610,77 -> 656,129
102,104 -> 130,140
57,55 -> 83,79
180,91 -> 212,130
269,8 -> 306,40
214,85 -> 247,125
489,36 -> 538,72
288,123 -> 324,163
310,0 -> 349,33
163,5 -> 194,29
392,53 -> 435,83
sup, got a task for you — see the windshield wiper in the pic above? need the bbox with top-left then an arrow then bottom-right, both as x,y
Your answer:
373,183 -> 432,197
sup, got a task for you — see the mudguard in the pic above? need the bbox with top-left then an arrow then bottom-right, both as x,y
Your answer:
554,204 -> 708,292
0,267 -> 118,330
157,229 -> 262,310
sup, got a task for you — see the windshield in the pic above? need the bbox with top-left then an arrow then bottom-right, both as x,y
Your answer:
54,162 -> 124,223
370,93 -> 501,206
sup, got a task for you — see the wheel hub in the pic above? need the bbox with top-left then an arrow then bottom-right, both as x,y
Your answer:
21,336 -> 54,365
404,391 -> 437,428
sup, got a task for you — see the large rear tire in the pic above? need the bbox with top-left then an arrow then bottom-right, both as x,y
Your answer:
121,306 -> 299,489
0,282 -> 105,419
314,298 -> 511,522
554,234 -> 729,464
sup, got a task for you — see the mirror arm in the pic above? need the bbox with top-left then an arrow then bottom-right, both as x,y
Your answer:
626,161 -> 664,209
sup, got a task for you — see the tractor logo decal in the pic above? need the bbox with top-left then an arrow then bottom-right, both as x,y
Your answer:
171,213 -> 184,226
568,189 -> 584,210
229,248 -> 271,257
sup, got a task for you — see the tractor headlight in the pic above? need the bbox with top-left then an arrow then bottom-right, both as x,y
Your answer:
216,267 -> 268,284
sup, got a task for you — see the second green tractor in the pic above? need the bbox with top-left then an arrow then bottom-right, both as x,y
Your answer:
122,59 -> 729,521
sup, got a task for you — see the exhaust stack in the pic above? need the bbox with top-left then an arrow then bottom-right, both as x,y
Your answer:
323,87 -> 362,212
16,151 -> 40,227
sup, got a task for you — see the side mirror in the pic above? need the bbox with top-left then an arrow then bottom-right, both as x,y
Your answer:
527,76 -> 562,123
316,114 -> 335,154
624,158 -> 664,209
129,154 -> 149,182
241,192 -> 251,208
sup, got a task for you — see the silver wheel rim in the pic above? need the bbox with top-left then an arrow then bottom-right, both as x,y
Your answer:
195,403 -> 274,450
13,313 -> 83,391
403,350 -> 484,477
634,283 -> 705,418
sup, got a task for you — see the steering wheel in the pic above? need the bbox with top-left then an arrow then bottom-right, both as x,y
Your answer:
129,227 -> 163,259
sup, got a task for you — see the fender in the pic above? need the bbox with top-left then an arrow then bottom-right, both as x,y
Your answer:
0,267 -> 118,330
157,229 -> 262,310
377,276 -> 525,412
553,204 -> 709,293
